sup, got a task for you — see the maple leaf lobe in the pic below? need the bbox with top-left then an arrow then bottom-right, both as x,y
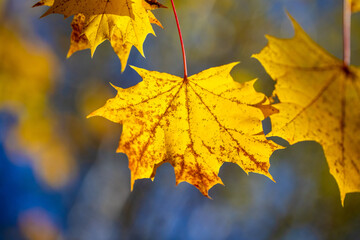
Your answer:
144,0 -> 167,9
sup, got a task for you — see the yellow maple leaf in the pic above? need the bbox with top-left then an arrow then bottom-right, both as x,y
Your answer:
66,11 -> 163,72
253,15 -> 360,205
34,0 -> 163,71
88,63 -> 280,196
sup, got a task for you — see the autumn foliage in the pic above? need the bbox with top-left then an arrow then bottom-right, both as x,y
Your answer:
88,64 -> 279,196
31,0 -> 360,205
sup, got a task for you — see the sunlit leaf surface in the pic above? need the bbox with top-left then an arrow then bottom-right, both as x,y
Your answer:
89,63 -> 280,196
254,15 -> 360,204
34,0 -> 164,71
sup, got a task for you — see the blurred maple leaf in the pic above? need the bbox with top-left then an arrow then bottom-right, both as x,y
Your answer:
254,15 -> 360,205
33,0 -> 164,71
0,25 -> 75,187
88,63 -> 280,196
350,0 -> 360,12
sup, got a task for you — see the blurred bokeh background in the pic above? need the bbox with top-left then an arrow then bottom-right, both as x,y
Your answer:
0,0 -> 360,239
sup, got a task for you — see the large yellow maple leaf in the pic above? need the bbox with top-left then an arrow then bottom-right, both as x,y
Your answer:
88,63 -> 280,196
34,0 -> 163,71
253,15 -> 360,205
